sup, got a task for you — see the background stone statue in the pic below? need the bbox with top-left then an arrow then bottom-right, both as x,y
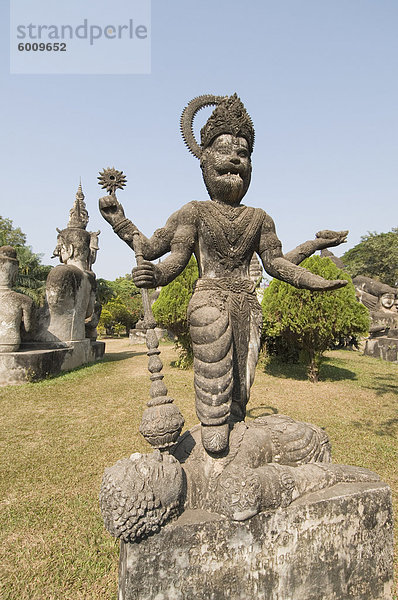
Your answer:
100,94 -> 348,455
99,95 -> 349,454
352,275 -> 398,333
0,245 -> 33,352
45,183 -> 99,343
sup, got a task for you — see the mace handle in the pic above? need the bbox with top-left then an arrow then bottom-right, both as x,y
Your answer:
132,230 -> 156,329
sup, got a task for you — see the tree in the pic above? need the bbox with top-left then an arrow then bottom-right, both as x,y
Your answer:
262,256 -> 370,383
97,275 -> 143,336
0,216 -> 51,304
152,256 -> 199,367
96,278 -> 116,305
0,216 -> 26,247
342,228 -> 398,287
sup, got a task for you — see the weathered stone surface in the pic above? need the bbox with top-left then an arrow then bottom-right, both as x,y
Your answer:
364,337 -> 398,363
119,482 -> 393,600
353,275 -> 398,362
0,246 -> 33,353
0,339 -> 105,386
40,183 -> 100,345
0,183 -> 106,385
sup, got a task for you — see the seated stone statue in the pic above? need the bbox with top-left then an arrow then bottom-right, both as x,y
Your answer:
99,93 -> 348,455
0,246 -> 33,352
44,184 -> 99,344
100,415 -> 379,542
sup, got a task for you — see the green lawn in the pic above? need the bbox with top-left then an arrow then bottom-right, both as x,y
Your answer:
0,340 -> 396,599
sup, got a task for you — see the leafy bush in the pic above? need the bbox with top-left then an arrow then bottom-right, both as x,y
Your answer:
262,256 -> 370,382
97,275 -> 143,336
152,256 -> 198,368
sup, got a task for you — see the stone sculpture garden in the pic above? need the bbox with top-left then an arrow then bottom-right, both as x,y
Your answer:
0,94 -> 395,600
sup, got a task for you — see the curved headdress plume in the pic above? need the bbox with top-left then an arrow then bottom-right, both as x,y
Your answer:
68,180 -> 89,229
180,93 -> 255,159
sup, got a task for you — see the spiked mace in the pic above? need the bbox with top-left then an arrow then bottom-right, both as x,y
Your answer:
98,168 -> 184,451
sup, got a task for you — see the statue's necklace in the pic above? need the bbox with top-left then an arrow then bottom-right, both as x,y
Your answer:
212,201 -> 247,222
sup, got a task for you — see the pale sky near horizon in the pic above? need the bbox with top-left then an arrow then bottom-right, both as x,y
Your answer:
1,0 -> 397,280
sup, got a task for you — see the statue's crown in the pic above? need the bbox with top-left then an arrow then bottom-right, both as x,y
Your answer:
180,93 -> 255,159
68,182 -> 89,229
200,94 -> 254,153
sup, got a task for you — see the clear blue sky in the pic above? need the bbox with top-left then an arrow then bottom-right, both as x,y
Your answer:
1,0 -> 397,280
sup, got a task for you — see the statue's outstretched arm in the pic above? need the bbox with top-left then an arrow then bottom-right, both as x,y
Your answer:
258,216 -> 347,291
99,193 -> 178,260
132,205 -> 197,288
284,230 -> 348,265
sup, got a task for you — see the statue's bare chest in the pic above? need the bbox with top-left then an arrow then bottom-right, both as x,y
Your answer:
193,201 -> 263,269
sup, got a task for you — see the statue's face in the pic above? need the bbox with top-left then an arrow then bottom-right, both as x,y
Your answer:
380,293 -> 398,311
201,134 -> 252,205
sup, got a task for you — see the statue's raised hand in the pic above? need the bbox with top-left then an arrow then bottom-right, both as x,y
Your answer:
99,193 -> 126,228
315,230 -> 348,247
132,260 -> 158,289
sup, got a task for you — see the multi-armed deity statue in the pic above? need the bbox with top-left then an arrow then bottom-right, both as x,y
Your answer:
98,95 -> 393,600
99,94 -> 350,455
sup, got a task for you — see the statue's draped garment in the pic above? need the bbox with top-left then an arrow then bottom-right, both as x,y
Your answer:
188,201 -> 264,426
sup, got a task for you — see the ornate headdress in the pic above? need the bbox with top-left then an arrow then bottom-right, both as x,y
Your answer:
68,181 -> 89,229
180,93 -> 255,159
53,181 -> 100,266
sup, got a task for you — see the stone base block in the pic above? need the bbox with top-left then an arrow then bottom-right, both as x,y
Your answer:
119,482 -> 393,600
364,337 -> 398,362
0,340 -> 106,385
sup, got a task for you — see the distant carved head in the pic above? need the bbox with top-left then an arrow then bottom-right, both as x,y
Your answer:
380,293 -> 398,312
180,93 -> 254,204
0,246 -> 19,287
353,276 -> 398,314
51,181 -> 98,270
53,228 -> 91,267
100,451 -> 183,543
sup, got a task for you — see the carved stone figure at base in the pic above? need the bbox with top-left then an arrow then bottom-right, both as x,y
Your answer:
100,415 -> 380,542
0,246 -> 33,353
99,94 -> 348,455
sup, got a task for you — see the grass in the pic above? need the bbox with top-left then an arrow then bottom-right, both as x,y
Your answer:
0,339 -> 397,599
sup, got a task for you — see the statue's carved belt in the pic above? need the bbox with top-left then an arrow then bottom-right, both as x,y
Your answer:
194,277 -> 257,296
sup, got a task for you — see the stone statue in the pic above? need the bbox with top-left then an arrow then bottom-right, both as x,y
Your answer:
98,97 -> 393,599
0,246 -> 33,352
353,275 -> 398,333
353,275 -> 398,361
45,183 -> 100,343
99,94 -> 348,455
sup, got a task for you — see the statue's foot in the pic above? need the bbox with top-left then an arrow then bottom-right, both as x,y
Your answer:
201,423 -> 229,454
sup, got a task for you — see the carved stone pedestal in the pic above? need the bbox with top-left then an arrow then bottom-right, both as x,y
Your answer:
118,482 -> 393,600
364,337 -> 398,363
0,340 -> 105,385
